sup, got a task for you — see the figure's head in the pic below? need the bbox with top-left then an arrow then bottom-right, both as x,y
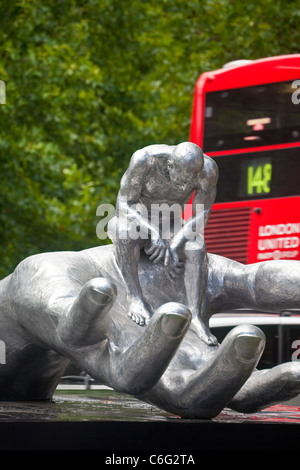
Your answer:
168,142 -> 204,190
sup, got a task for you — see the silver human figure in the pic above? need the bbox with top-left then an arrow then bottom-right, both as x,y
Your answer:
108,142 -> 218,345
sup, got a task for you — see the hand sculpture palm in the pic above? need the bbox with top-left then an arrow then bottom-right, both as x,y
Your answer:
1,244 -> 300,419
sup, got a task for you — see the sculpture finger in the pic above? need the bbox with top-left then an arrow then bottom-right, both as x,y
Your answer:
149,246 -> 163,262
143,324 -> 265,418
164,248 -> 170,267
57,277 -> 117,346
152,247 -> 166,263
168,264 -> 183,279
229,361 -> 300,413
110,302 -> 191,395
172,262 -> 184,273
144,243 -> 156,255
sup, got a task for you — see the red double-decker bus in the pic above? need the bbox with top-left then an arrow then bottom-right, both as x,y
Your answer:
189,54 -> 300,264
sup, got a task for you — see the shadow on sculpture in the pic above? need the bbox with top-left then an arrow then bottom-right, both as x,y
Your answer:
0,142 -> 300,419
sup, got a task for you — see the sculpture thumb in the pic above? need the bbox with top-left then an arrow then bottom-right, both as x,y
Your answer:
110,302 -> 191,395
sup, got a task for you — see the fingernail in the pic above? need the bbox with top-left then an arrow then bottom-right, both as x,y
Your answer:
90,288 -> 112,305
161,313 -> 189,337
233,334 -> 265,363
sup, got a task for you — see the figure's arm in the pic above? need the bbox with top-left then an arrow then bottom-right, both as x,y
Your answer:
195,155 -> 218,223
116,146 -> 173,261
116,149 -> 149,227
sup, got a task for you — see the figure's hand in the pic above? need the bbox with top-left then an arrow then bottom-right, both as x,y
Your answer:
144,230 -> 167,263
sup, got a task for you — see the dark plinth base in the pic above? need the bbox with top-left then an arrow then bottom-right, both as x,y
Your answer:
0,389 -> 299,451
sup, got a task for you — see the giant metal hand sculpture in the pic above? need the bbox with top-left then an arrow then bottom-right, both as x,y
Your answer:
1,142 -> 300,419
0,244 -> 300,419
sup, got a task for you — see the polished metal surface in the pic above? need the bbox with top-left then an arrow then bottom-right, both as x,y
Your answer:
0,142 -> 300,419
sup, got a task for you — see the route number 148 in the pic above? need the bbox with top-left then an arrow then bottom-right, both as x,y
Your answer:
247,162 -> 272,195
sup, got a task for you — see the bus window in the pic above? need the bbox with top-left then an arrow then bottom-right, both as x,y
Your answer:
203,80 -> 300,152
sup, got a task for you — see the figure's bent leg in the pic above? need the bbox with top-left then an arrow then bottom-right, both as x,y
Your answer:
142,324 -> 265,418
229,362 -> 300,413
109,302 -> 192,395
109,216 -> 151,326
183,238 -> 217,345
57,277 -> 117,346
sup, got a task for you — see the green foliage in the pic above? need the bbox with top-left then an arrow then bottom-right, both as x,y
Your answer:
0,0 -> 300,277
